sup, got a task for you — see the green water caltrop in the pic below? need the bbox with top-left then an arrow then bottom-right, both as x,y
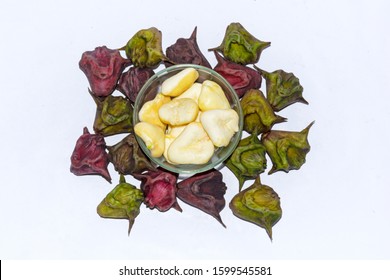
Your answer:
230,176 -> 282,240
210,22 -> 270,65
261,122 -> 314,174
92,94 -> 133,136
97,175 -> 144,235
260,68 -> 308,112
225,133 -> 267,191
241,89 -> 286,135
124,27 -> 166,68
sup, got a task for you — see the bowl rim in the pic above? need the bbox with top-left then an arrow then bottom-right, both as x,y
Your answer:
133,63 -> 244,175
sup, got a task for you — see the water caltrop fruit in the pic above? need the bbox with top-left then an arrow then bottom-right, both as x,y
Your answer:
70,127 -> 111,182
230,176 -> 282,240
97,175 -> 144,235
210,22 -> 270,65
241,89 -> 286,135
261,122 -> 314,174
213,51 -> 262,98
107,134 -> 156,176
166,27 -> 212,68
117,67 -> 155,103
92,94 -> 133,136
124,27 -> 167,68
259,68 -> 308,112
79,46 -> 129,97
177,169 -> 227,227
226,133 -> 267,190
133,168 -> 181,212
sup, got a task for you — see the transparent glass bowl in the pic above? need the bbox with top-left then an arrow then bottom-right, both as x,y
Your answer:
133,64 -> 243,175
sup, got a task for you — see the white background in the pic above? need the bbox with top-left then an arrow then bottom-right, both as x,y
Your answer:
0,0 -> 389,260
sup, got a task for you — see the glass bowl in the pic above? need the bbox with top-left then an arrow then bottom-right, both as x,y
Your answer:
133,64 -> 243,175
